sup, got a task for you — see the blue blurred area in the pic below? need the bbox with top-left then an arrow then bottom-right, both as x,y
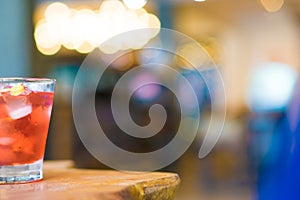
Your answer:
246,62 -> 300,199
176,69 -> 208,117
257,83 -> 300,199
0,0 -> 30,77
48,65 -> 79,103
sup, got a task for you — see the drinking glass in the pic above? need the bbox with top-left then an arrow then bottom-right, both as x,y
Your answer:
0,78 -> 55,184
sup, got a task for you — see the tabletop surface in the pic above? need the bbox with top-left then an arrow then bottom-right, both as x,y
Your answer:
0,160 -> 180,200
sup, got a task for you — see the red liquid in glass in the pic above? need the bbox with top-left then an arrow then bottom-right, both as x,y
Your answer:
0,91 -> 54,165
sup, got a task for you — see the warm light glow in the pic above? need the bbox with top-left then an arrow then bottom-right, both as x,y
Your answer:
147,14 -> 161,35
60,9 -> 76,50
34,21 -> 57,49
34,0 -> 160,55
122,0 -> 147,10
100,0 -> 126,13
36,43 -> 61,55
260,0 -> 284,12
45,2 -> 70,21
76,41 -> 95,54
134,8 -> 147,17
71,9 -> 96,49
194,0 -> 206,2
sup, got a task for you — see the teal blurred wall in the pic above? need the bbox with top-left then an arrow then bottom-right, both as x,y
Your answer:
0,0 -> 31,77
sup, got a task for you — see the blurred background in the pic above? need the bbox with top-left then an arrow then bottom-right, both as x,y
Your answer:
1,0 -> 300,199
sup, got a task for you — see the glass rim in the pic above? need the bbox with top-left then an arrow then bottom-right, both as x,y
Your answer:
0,77 -> 55,84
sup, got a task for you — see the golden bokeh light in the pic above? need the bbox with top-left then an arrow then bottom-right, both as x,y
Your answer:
34,21 -> 59,49
260,0 -> 284,12
122,0 -> 147,10
45,2 -> 70,22
36,43 -> 61,55
100,0 -> 126,13
34,0 -> 161,55
76,41 -> 95,54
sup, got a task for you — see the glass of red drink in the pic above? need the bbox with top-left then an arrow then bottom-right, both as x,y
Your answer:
0,78 -> 55,184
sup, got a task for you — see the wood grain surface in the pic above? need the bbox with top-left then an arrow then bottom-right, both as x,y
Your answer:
0,160 -> 180,200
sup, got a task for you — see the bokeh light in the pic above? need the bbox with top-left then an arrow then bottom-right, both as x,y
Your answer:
34,0 -> 160,55
122,0 -> 147,10
260,0 -> 284,12
129,72 -> 161,101
247,62 -> 298,112
36,43 -> 61,55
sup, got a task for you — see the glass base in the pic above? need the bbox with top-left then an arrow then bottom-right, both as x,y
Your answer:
0,159 -> 43,184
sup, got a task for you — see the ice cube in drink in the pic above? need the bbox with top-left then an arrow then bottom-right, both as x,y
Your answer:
0,83 -> 54,166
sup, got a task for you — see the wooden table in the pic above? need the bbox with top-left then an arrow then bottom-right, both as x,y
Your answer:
0,160 -> 180,200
